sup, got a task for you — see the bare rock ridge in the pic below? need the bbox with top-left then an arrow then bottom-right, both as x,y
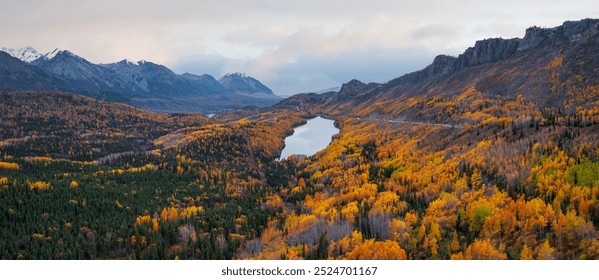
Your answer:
337,79 -> 381,97
387,18 -> 599,89
519,19 -> 599,51
266,18 -> 598,122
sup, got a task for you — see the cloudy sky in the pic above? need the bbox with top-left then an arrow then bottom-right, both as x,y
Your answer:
1,0 -> 597,95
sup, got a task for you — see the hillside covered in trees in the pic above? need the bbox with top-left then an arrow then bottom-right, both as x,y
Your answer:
1,19 -> 598,260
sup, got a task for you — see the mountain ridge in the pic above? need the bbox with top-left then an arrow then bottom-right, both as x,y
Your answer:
0,51 -> 71,92
1,18 -> 598,260
0,48 -> 280,113
279,18 -> 599,120
381,18 -> 599,92
219,72 -> 275,96
1,46 -> 43,62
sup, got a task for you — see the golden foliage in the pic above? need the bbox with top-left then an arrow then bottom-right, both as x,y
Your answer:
346,239 -> 407,260
463,239 -> 507,260
520,244 -> 533,260
28,181 -> 51,191
0,162 -> 20,170
69,180 -> 79,189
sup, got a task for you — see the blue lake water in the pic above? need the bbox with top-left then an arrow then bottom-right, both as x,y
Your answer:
280,116 -> 339,159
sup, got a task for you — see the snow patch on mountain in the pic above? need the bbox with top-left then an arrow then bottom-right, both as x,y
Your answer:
43,48 -> 63,60
1,47 -> 44,62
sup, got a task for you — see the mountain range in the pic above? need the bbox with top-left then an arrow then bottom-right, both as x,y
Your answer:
0,47 -> 280,114
0,18 -> 598,261
273,18 -> 599,122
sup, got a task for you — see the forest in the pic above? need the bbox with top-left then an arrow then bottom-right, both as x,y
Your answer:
1,86 -> 598,260
2,25 -> 599,260
0,92 -> 308,259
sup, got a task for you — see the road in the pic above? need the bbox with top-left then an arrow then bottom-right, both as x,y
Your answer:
355,117 -> 462,129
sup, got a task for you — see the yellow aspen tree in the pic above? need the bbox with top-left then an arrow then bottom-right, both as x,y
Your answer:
520,244 -> 533,260
69,180 -> 79,189
152,218 -> 159,232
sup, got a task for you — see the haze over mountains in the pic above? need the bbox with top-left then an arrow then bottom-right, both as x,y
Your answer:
275,18 -> 599,120
0,18 -> 598,261
0,47 -> 280,114
2,18 -> 598,118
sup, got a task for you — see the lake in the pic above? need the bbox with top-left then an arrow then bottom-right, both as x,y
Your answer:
280,116 -> 339,159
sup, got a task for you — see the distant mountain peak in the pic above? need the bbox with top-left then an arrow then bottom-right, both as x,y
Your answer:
118,59 -> 140,66
1,46 -> 44,62
223,72 -> 249,78
44,48 -> 64,60
113,59 -> 152,68
219,72 -> 275,96
24,48 -> 85,63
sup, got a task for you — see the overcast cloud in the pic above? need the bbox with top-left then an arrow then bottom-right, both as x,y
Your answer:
1,0 -> 597,95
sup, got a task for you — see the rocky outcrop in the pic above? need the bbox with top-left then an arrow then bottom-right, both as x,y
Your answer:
337,79 -> 380,97
517,26 -> 556,51
562,18 -> 599,42
388,38 -> 520,89
454,38 -> 521,70
386,18 -> 599,90
518,18 -> 599,51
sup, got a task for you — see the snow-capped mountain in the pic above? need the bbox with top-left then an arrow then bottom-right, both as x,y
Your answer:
32,50 -> 110,81
0,47 -> 280,113
1,47 -> 44,62
0,51 -> 69,91
39,48 -> 63,60
29,49 -> 132,96
219,72 -> 275,96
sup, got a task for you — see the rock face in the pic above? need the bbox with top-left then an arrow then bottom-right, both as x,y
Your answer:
337,79 -> 380,97
387,38 -> 520,89
563,19 -> 599,40
382,18 -> 599,90
454,38 -> 521,70
274,18 -> 599,120
518,18 -> 599,51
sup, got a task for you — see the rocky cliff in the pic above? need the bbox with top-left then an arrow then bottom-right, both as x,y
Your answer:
383,18 -> 599,91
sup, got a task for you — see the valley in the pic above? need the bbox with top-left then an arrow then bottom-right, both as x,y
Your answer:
0,19 -> 598,260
